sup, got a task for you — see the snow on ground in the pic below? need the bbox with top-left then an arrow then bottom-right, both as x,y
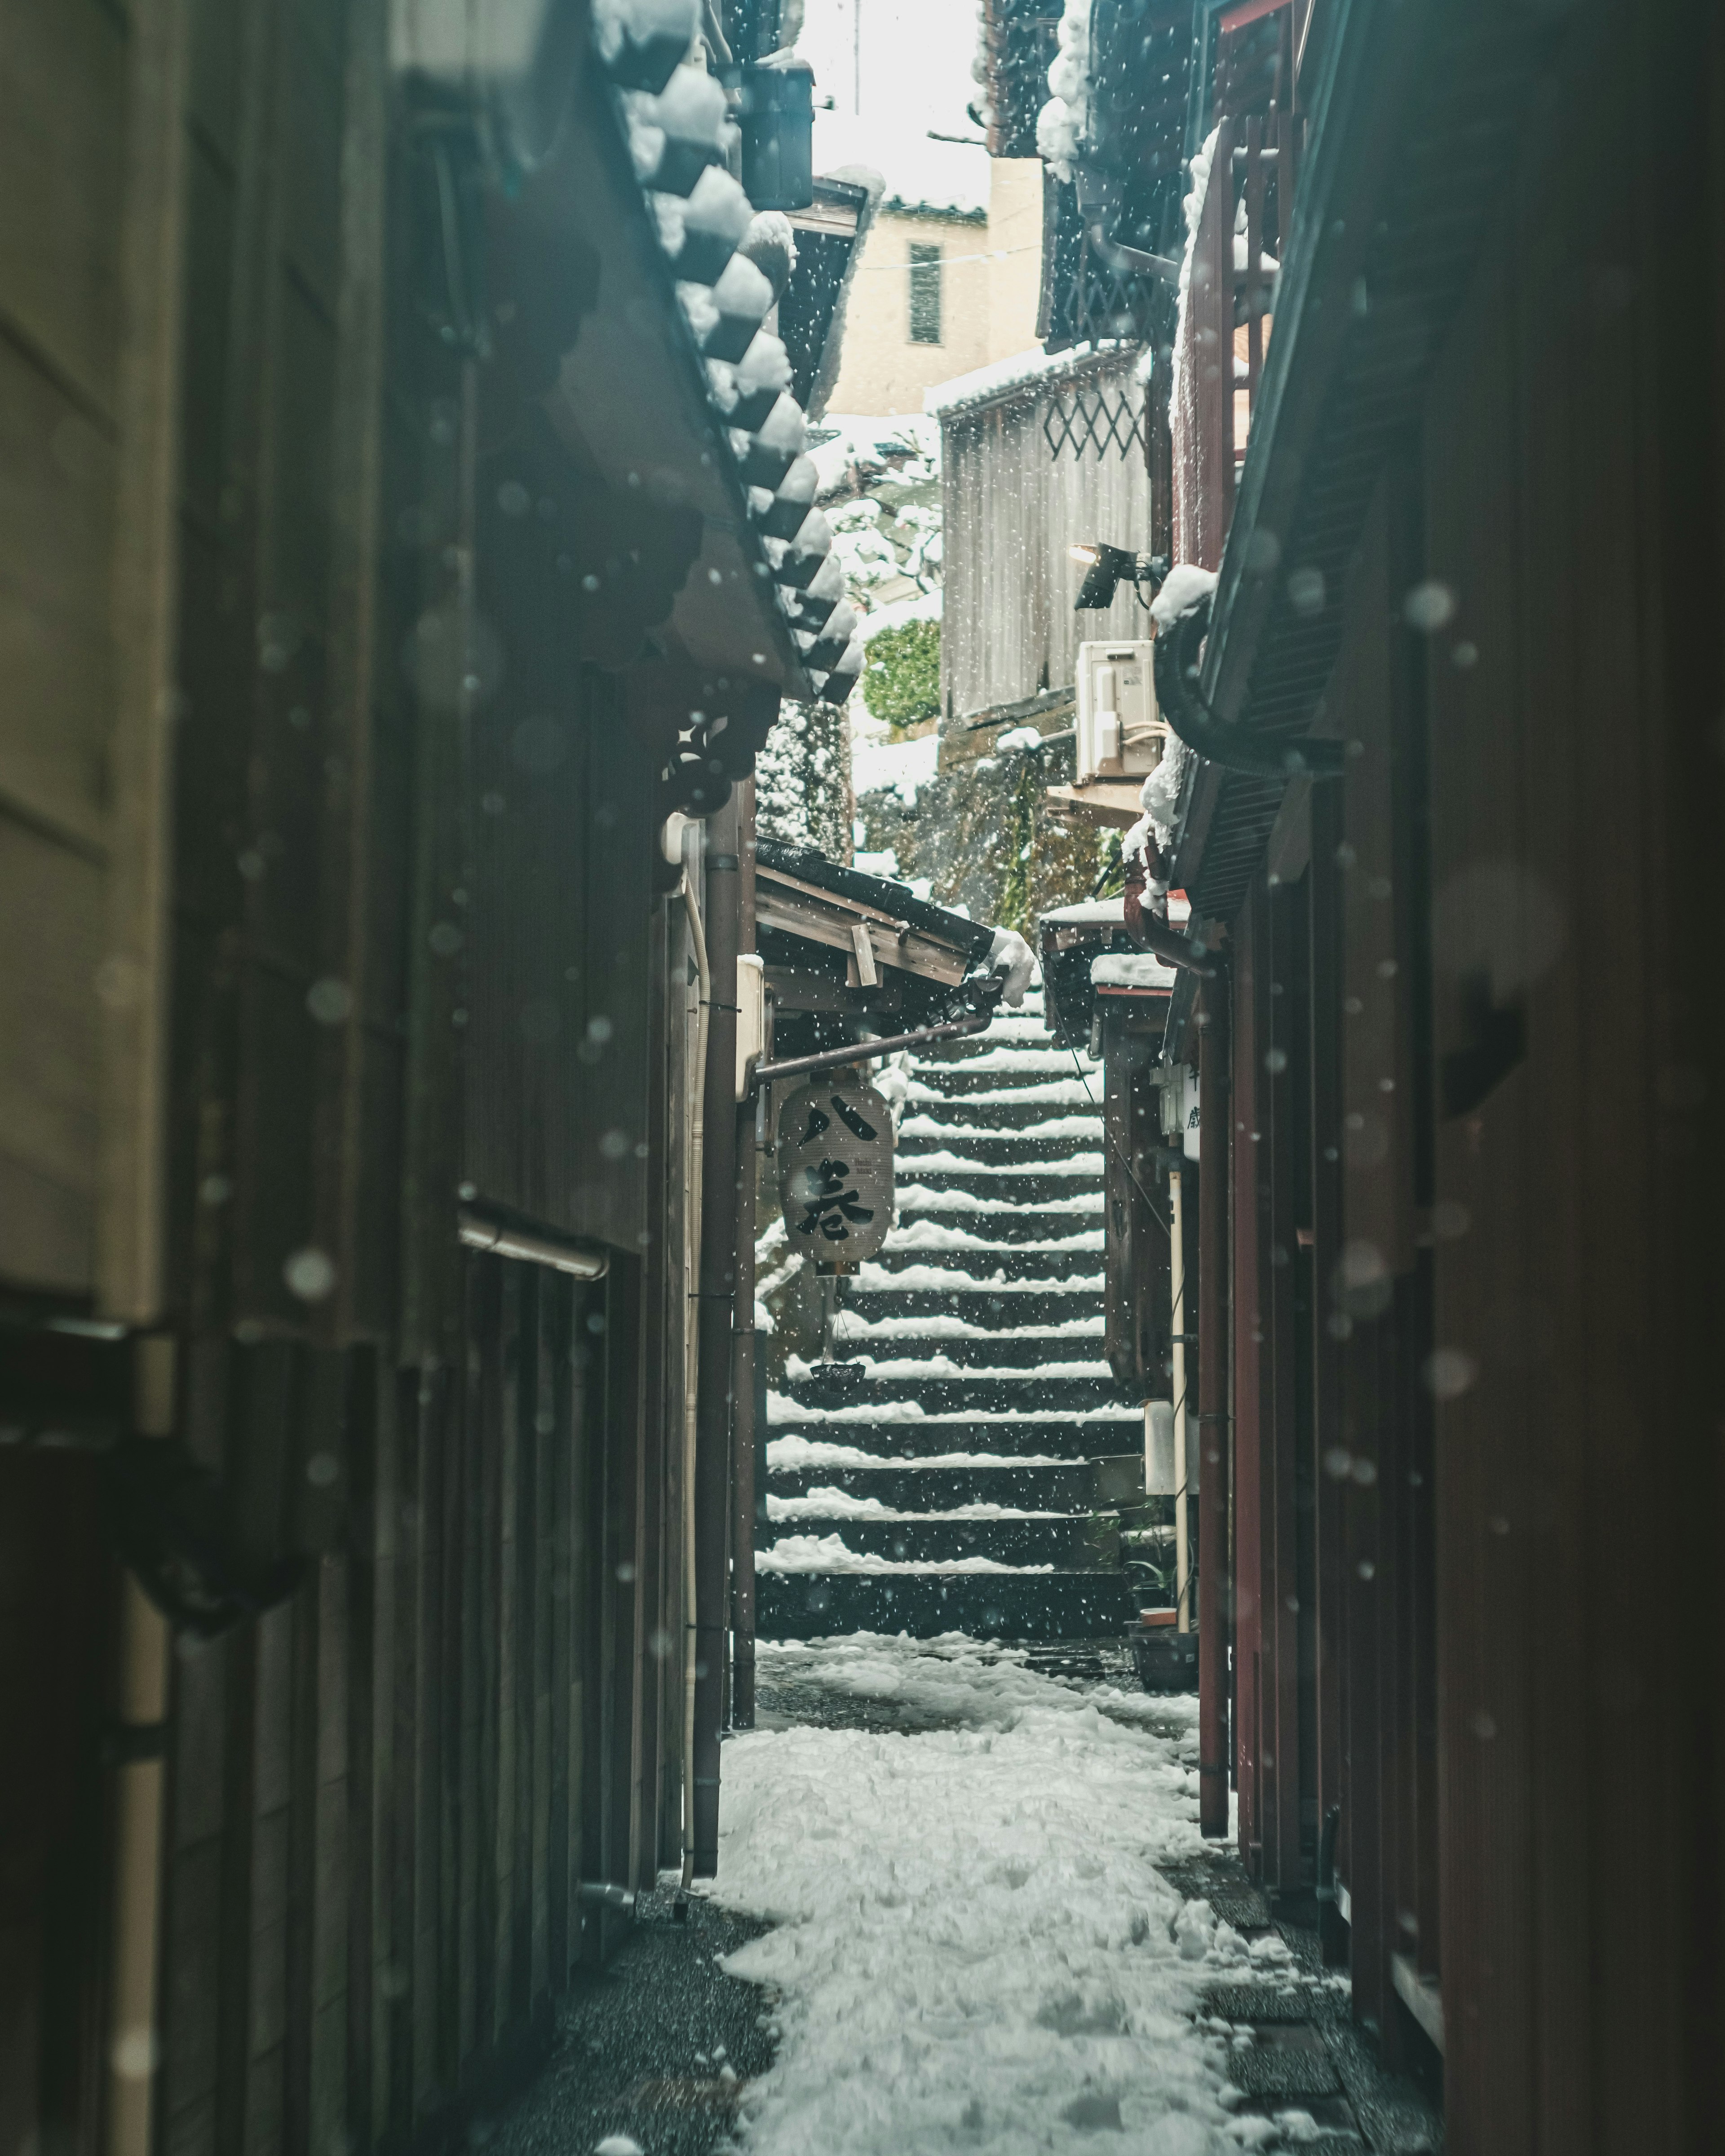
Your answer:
709,1633 -> 1269,2155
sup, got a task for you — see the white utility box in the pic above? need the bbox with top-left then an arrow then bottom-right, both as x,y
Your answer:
1075,637 -> 1163,784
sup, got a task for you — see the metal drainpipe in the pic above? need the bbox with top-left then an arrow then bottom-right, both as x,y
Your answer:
1171,1166 -> 1191,1632
105,1334 -> 176,2156
730,779 -> 759,1731
693,794 -> 742,1877
1197,981 -> 1232,1838
679,826 -> 710,1890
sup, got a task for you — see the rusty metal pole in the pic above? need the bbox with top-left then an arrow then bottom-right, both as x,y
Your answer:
693,794 -> 741,1875
730,778 -> 759,1730
1197,979 -> 1232,1838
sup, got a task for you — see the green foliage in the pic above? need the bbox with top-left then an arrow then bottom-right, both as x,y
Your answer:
863,620 -> 942,733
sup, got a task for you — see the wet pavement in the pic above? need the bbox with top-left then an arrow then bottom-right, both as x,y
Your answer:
477,1885 -> 775,2156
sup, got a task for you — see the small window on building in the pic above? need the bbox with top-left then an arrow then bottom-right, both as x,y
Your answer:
908,243 -> 943,345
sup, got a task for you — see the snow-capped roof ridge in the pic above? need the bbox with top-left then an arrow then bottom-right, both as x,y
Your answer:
924,338 -> 1138,419
593,22 -> 862,704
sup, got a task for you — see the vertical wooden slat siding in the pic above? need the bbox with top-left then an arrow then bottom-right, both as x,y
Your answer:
530,1277 -> 556,2007
1199,7 -> 1724,2145
938,349 -> 1153,723
544,1281 -> 575,1992
490,1262 -> 520,2043
100,0 -> 193,1324
1423,196 -> 1535,2138
96,2 -> 702,2133
1230,887 -> 1263,1874
1195,986 -> 1232,1841
1262,880 -> 1304,1895
637,899 -> 672,1861
315,0 -> 390,1346
1303,800 -> 1345,1877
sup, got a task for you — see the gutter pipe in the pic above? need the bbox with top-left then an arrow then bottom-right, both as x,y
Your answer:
679,824 -> 710,1889
1197,981 -> 1232,1838
1154,590 -> 1347,782
751,1011 -> 991,1087
692,798 -> 742,1878
457,1210 -> 608,1278
730,780 -> 759,1731
1171,1166 -> 1191,1633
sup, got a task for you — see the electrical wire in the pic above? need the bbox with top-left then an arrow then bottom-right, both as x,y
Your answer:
1063,1045 -> 1170,1238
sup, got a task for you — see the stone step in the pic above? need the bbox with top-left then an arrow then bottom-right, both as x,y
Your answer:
765,1461 -> 1096,1511
821,1330 -> 1108,1371
897,1094 -> 1101,1134
844,1286 -> 1102,1326
897,1122 -> 1105,1164
778,1371 -> 1124,1415
906,1067 -> 1098,1104
896,1184 -> 1102,1224
757,1514 -> 1112,1567
860,1244 -> 1101,1285
893,1163 -> 1106,1208
756,1569 -> 1142,1643
927,1046 -> 1076,1075
887,1204 -> 1101,1243
765,1411 -> 1135,1459
829,1313 -> 1105,1348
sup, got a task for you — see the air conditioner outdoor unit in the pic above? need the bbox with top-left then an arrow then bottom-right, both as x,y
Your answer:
1075,637 -> 1163,785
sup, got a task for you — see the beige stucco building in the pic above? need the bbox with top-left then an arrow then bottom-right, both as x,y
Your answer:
824,160 -> 1045,416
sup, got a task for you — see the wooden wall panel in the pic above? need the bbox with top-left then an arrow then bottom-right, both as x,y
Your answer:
0,335 -> 115,847
0,822 -> 101,1290
0,0 -> 126,415
0,2 -> 698,2147
1419,5 -> 1723,2143
1230,883 -> 1265,1875
939,352 -> 1152,722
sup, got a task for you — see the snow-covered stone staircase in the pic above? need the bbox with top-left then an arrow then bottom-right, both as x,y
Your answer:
757,990 -> 1143,1642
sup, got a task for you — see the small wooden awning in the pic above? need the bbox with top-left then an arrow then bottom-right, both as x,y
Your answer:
754,841 -> 994,991
1044,780 -> 1148,830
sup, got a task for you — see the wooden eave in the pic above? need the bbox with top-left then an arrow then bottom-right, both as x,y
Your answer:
1168,0 -> 1566,926
1045,780 -> 1146,831
755,863 -> 975,986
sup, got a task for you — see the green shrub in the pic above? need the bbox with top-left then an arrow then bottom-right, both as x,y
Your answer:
863,619 -> 941,732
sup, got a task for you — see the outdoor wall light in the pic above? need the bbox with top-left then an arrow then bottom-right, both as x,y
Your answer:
1070,541 -> 1168,610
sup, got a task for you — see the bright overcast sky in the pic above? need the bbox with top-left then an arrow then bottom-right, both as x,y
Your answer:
797,0 -> 994,210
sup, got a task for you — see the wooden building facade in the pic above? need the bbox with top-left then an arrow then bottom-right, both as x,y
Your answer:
933,346 -> 1153,726
0,3 -> 858,2152
1146,0 -> 1725,2146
